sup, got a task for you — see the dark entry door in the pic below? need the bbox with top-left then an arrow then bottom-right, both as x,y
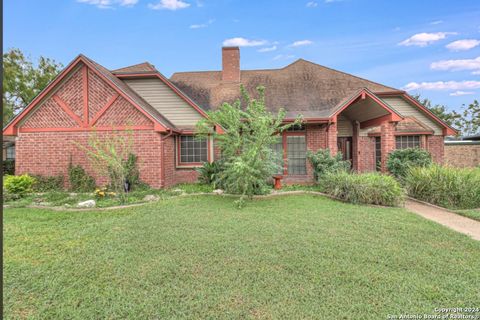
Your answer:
337,137 -> 353,166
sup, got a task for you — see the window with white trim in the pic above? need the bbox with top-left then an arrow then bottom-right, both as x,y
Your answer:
178,135 -> 208,164
395,135 -> 420,149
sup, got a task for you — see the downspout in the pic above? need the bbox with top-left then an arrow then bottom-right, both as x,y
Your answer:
160,128 -> 175,188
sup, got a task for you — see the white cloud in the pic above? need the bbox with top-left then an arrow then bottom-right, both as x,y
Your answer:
148,0 -> 190,10
398,32 -> 457,47
403,80 -> 480,91
289,40 -> 313,47
273,54 -> 295,61
223,37 -> 267,47
306,1 -> 318,7
77,0 -> 138,8
450,91 -> 475,96
258,46 -> 277,52
430,56 -> 480,74
189,19 -> 214,29
430,20 -> 443,25
446,39 -> 480,51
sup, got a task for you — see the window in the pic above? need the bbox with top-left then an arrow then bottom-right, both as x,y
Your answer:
271,136 -> 284,174
6,145 -> 15,160
271,133 -> 307,175
287,136 -> 307,175
178,135 -> 208,164
396,135 -> 420,149
375,137 -> 381,171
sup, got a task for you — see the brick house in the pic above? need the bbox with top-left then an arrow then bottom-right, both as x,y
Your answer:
3,48 -> 456,187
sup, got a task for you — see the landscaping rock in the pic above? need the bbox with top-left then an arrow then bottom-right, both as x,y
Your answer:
213,189 -> 224,195
143,195 -> 160,202
172,189 -> 183,193
77,200 -> 96,208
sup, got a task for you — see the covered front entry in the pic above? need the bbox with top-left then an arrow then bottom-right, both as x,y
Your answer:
331,89 -> 403,172
337,137 -> 352,166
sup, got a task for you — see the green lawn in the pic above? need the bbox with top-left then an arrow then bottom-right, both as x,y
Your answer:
4,194 -> 480,319
455,208 -> 480,222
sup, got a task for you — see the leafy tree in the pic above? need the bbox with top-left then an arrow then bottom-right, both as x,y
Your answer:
413,94 -> 462,129
196,86 -> 300,205
413,94 -> 480,136
458,100 -> 480,136
3,48 -> 63,125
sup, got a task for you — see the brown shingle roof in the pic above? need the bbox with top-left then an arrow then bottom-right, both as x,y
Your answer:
112,62 -> 157,74
170,59 -> 396,117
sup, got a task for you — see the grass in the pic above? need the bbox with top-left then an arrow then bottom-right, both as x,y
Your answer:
4,194 -> 480,319
455,208 -> 480,222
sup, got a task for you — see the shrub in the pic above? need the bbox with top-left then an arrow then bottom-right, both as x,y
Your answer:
405,165 -> 480,209
3,160 -> 15,175
3,174 -> 36,196
68,164 -> 96,192
197,161 -> 224,187
320,172 -> 404,207
123,153 -> 140,188
387,148 -> 432,180
307,149 -> 350,182
31,175 -> 64,192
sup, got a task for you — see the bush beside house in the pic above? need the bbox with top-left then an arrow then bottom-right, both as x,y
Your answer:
387,148 -> 432,180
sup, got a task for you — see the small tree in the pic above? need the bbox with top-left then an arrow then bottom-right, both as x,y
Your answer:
196,85 -> 300,205
76,129 -> 139,203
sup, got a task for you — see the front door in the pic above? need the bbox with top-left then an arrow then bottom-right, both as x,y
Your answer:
337,137 -> 353,167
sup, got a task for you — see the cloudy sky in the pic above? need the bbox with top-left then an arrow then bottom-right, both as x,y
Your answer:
4,0 -> 480,111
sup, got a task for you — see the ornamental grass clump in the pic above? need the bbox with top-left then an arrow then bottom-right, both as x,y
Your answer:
320,172 -> 404,207
405,165 -> 480,209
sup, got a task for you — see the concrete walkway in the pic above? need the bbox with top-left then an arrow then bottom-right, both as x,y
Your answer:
405,199 -> 480,241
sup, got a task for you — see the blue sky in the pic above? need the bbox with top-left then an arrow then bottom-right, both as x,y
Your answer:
4,0 -> 480,112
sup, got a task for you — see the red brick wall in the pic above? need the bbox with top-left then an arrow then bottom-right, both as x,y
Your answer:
55,67 -> 84,120
95,96 -> 152,127
87,69 -> 117,122
163,136 -> 199,187
427,135 -> 445,164
327,123 -> 338,155
14,62 -> 163,188
380,121 -> 396,172
16,130 -> 164,188
22,99 -> 77,128
357,136 -> 376,172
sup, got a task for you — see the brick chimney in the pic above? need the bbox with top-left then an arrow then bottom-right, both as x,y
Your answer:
222,47 -> 240,82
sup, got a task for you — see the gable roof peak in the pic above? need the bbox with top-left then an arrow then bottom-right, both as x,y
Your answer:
112,62 -> 157,74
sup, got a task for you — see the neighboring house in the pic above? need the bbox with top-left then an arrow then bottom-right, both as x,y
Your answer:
3,47 -> 456,187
